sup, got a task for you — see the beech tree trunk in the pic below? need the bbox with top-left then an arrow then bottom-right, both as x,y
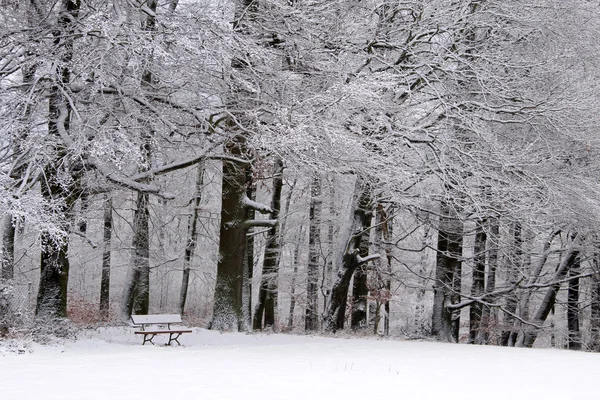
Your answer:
431,201 -> 463,342
468,219 -> 486,343
211,136 -> 250,330
567,258 -> 581,350
324,178 -> 374,332
287,237 -> 302,331
351,191 -> 373,330
305,174 -> 322,331
500,222 -> 522,346
590,253 -> 600,351
1,216 -> 15,281
99,195 -> 112,319
253,158 -> 284,330
36,0 -> 82,319
521,236 -> 579,348
477,218 -> 499,344
242,171 -> 255,330
178,162 -> 205,314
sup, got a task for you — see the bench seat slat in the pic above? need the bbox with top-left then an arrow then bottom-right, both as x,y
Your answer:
135,330 -> 192,335
131,314 -> 182,325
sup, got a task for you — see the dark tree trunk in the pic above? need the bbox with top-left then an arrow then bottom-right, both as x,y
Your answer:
431,201 -> 463,342
120,0 -> 157,319
178,162 -> 204,315
36,0 -> 82,319
211,137 -> 249,330
522,236 -> 579,348
242,171 -> 255,331
287,237 -> 302,331
351,193 -> 373,330
324,178 -> 374,332
500,222 -> 522,347
305,174 -> 322,331
1,216 -> 15,281
99,195 -> 112,319
253,158 -> 284,330
131,191 -> 151,316
383,210 -> 393,336
515,229 -> 560,346
567,258 -> 581,350
477,217 -> 499,344
590,253 -> 600,351
321,177 -> 336,321
468,219 -> 486,344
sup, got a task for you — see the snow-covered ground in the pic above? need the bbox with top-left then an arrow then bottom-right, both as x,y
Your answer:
1,328 -> 598,399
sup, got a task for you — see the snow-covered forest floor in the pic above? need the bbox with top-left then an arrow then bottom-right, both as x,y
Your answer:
2,328 -> 598,399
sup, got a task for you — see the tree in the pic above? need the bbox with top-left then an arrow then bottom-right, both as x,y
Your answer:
253,158 -> 284,330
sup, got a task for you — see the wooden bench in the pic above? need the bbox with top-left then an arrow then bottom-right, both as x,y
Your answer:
131,314 -> 192,346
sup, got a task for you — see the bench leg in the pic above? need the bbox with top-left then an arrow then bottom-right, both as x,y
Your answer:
168,332 -> 182,346
142,334 -> 156,345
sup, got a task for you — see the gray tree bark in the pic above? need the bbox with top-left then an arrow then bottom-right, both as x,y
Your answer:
178,162 -> 205,314
253,158 -> 284,330
305,174 -> 322,331
521,235 -> 580,348
431,201 -> 463,342
99,195 -> 112,319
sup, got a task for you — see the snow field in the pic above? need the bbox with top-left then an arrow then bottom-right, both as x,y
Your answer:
1,328 -> 598,399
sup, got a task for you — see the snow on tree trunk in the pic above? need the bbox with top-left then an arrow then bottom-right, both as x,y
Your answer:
211,137 -> 249,331
521,235 -> 580,348
305,174 -> 322,331
432,201 -> 463,342
99,195 -> 112,319
477,218 -> 499,344
253,158 -> 284,330
178,162 -> 204,315
468,219 -> 486,344
1,215 -> 15,281
567,258 -> 581,350
351,190 -> 373,330
500,222 -> 522,347
36,0 -> 82,320
324,178 -> 375,332
242,171 -> 255,331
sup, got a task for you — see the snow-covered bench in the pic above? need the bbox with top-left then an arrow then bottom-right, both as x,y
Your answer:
131,314 -> 192,346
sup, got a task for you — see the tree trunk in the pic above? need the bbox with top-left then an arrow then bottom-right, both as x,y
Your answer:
515,228 -> 560,347
253,158 -> 284,330
351,191 -> 373,330
521,236 -> 579,348
1,215 -> 15,281
500,222 -> 522,346
36,0 -> 82,319
99,195 -> 112,319
324,178 -> 374,332
287,238 -> 302,331
590,253 -> 600,351
242,170 -> 255,331
468,219 -> 486,343
431,201 -> 463,342
477,217 -> 499,344
567,257 -> 581,350
131,190 -> 151,316
211,137 -> 250,330
321,176 -> 336,322
305,174 -> 322,331
178,162 -> 205,314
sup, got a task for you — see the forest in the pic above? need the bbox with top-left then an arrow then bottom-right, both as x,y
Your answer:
2,0 -> 600,351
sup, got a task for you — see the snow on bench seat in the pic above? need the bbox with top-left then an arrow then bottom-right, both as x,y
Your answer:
131,314 -> 191,346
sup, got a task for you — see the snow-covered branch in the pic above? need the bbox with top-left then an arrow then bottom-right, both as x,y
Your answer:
242,195 -> 273,214
243,219 -> 278,228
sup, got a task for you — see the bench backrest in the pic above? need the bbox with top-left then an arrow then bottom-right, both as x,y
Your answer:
131,314 -> 182,325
